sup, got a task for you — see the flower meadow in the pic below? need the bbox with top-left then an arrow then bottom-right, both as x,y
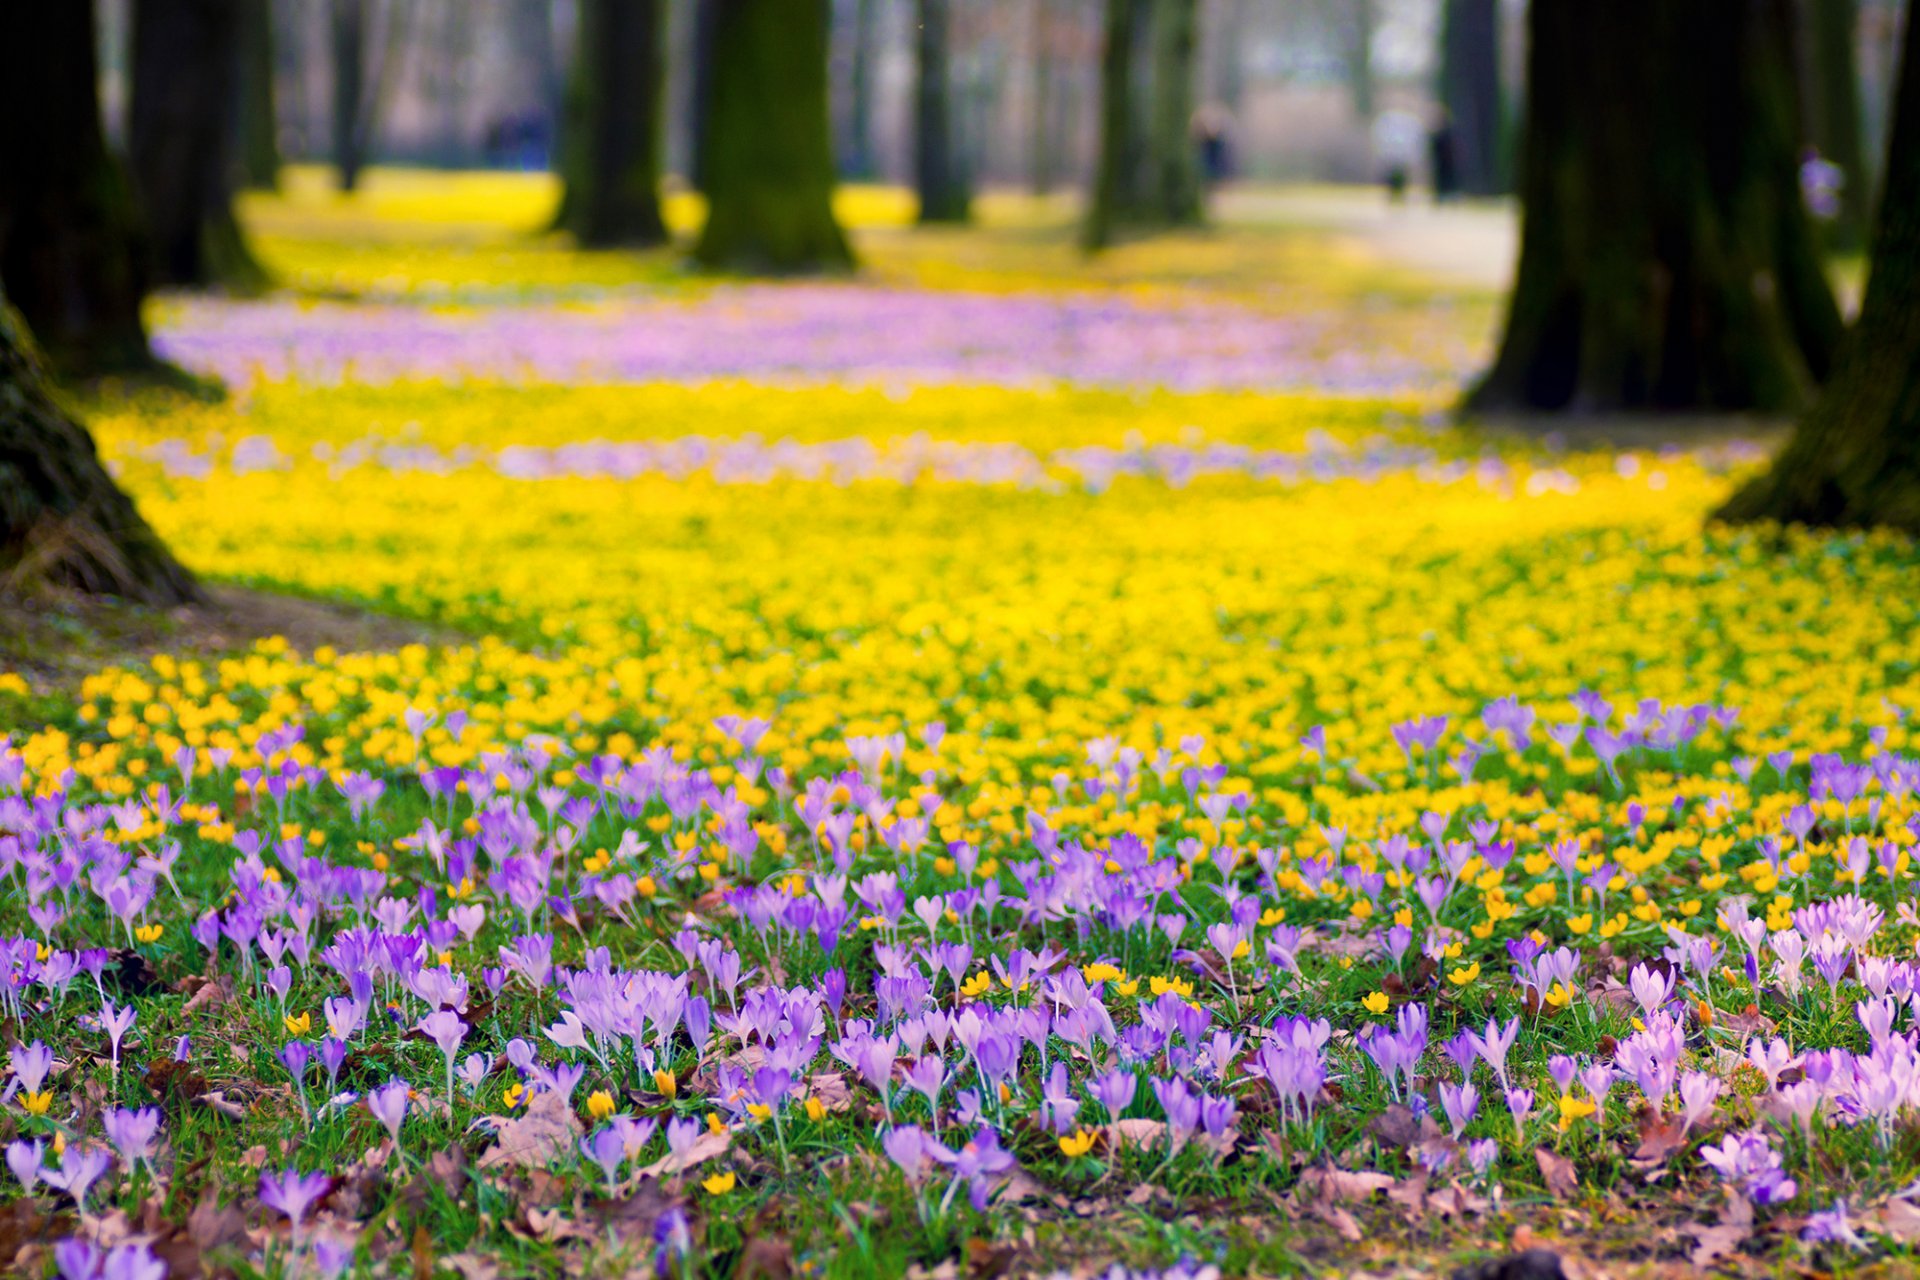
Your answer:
6,180 -> 1920,1279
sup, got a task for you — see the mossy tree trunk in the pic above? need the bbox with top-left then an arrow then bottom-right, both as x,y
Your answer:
1083,0 -> 1201,248
0,300 -> 197,604
843,0 -> 879,179
1800,0 -> 1871,250
1466,0 -> 1843,416
692,0 -> 852,273
556,0 -> 668,248
132,0 -> 269,292
1717,4 -> 1920,532
916,0 -> 971,223
238,0 -> 281,190
0,2 -> 154,377
1438,0 -> 1507,196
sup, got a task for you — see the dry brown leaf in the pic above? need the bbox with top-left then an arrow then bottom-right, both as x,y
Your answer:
440,1253 -> 501,1280
1627,1111 -> 1689,1176
1105,1118 -> 1167,1151
806,1072 -> 853,1113
1880,1197 -> 1920,1243
1684,1223 -> 1745,1268
1534,1147 -> 1579,1200
1388,1172 -> 1428,1218
475,1088 -> 582,1172
637,1128 -> 730,1178
733,1237 -> 794,1280
1300,1165 -> 1395,1203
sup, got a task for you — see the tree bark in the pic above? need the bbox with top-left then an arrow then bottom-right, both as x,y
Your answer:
1030,0 -> 1057,193
0,300 -> 197,604
238,0 -> 280,190
688,0 -> 721,193
557,0 -> 668,247
916,0 -> 971,222
1466,0 -> 1843,416
1717,2 -> 1920,532
1438,0 -> 1506,196
844,0 -> 879,179
0,2 -> 154,377
1801,0 -> 1872,250
1083,0 -> 1199,247
132,0 -> 268,293
1348,0 -> 1375,123
332,0 -> 369,191
692,0 -> 852,272
1149,0 -> 1201,225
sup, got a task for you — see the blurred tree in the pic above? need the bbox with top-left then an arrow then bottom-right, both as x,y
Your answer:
0,2 -> 154,376
330,0 -> 410,192
1467,0 -> 1842,415
693,0 -> 852,271
1084,0 -> 1201,248
238,0 -> 280,189
1347,0 -> 1375,123
1800,0 -> 1872,250
917,0 -> 972,222
844,0 -> 880,179
556,0 -> 668,247
1437,0 -> 1507,196
688,0 -> 721,193
1718,4 -> 1920,531
132,0 -> 268,292
0,296 -> 198,604
1030,0 -> 1058,193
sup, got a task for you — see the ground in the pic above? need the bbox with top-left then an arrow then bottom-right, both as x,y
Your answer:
1,172 -> 1917,1280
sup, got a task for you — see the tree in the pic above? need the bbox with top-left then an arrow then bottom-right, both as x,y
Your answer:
1347,0 -> 1375,123
1466,0 -> 1843,416
238,0 -> 280,190
1800,0 -> 1872,250
330,0 -> 410,192
131,0 -> 269,292
0,298 -> 198,604
916,0 -> 971,222
1029,0 -> 1058,193
844,0 -> 880,179
0,2 -> 154,377
1083,0 -> 1202,249
692,0 -> 853,273
556,0 -> 669,247
1716,3 -> 1920,532
1437,0 -> 1507,196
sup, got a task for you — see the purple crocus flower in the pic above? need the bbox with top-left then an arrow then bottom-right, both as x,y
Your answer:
258,1167 -> 332,1235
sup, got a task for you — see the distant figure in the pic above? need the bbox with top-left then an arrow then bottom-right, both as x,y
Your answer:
1372,110 -> 1424,203
1192,103 -> 1235,185
1430,109 -> 1460,201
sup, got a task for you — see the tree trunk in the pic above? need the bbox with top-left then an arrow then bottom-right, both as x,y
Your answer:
0,300 -> 197,604
1466,0 -> 1843,416
1082,0 -> 1198,247
557,0 -> 668,247
1438,0 -> 1506,196
1149,0 -> 1201,225
1801,0 -> 1872,250
688,0 -> 721,193
332,0 -> 368,192
916,0 -> 971,222
132,0 -> 268,293
844,0 -> 879,179
0,2 -> 154,377
1348,0 -> 1375,124
238,0 -> 280,190
692,0 -> 852,272
1717,3 -> 1920,532
1030,0 -> 1057,193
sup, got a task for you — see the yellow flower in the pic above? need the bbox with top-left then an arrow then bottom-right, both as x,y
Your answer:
707,1112 -> 727,1136
960,971 -> 993,998
804,1096 -> 827,1122
587,1090 -> 616,1120
1543,981 -> 1577,1009
20,1091 -> 51,1116
502,1083 -> 526,1110
1362,991 -> 1391,1015
702,1170 -> 736,1196
134,924 -> 163,944
1082,962 -> 1124,983
284,1012 -> 311,1036
746,1102 -> 771,1120
1448,962 -> 1481,987
1149,976 -> 1193,998
653,1069 -> 678,1098
1556,1094 -> 1597,1130
1059,1129 -> 1097,1157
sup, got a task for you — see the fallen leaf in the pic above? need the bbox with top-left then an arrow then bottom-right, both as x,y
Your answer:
637,1128 -> 730,1178
410,1224 -> 433,1280
1451,1247 -> 1567,1280
440,1253 -> 500,1280
733,1237 -> 793,1280
476,1088 -> 582,1171
1388,1172 -> 1428,1218
1105,1118 -> 1166,1151
1684,1223 -> 1745,1268
1627,1111 -> 1689,1175
1879,1197 -> 1920,1243
1534,1147 -> 1579,1200
806,1072 -> 853,1112
1299,1165 -> 1395,1203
